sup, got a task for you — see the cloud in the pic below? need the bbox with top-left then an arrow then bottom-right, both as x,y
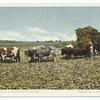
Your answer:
0,31 -> 25,41
0,31 -> 35,41
0,26 -> 76,41
0,30 -> 58,41
26,26 -> 48,34
26,26 -> 76,41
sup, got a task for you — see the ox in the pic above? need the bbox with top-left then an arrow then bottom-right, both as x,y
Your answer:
0,47 -> 20,62
61,44 -> 73,59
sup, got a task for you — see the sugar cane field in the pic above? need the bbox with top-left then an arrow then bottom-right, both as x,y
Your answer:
0,45 -> 99,89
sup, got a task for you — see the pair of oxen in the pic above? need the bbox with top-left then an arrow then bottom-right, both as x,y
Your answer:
61,43 -> 99,60
25,45 -> 56,63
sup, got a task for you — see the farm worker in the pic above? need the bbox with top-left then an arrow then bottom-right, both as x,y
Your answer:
89,42 -> 94,60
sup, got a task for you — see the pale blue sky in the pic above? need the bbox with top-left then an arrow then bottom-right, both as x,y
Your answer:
0,7 -> 100,41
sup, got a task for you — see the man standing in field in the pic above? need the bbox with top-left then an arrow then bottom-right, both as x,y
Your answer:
89,42 -> 94,60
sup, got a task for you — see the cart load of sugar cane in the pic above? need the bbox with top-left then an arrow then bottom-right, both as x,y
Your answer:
75,26 -> 100,47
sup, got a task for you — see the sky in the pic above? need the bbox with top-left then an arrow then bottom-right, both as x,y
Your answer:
0,7 -> 100,41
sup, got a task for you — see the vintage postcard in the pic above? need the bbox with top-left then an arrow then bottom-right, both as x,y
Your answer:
0,3 -> 99,97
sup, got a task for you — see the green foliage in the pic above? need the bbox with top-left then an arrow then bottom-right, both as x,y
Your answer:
54,41 -> 77,48
0,40 -> 76,49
